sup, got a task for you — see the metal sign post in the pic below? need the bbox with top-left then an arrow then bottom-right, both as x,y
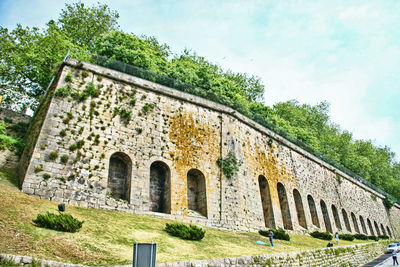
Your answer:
132,242 -> 157,267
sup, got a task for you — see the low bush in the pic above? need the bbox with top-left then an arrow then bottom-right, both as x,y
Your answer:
353,233 -> 368,240
340,234 -> 354,241
368,235 -> 378,240
378,235 -> 389,239
310,231 -> 332,240
165,223 -> 205,241
33,212 -> 83,232
259,228 -> 290,241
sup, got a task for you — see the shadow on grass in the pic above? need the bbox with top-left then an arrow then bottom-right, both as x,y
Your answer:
0,168 -> 20,188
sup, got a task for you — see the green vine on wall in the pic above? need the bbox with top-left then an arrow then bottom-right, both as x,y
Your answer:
217,151 -> 241,179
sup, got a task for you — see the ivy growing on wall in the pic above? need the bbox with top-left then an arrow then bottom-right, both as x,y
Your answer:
217,151 -> 241,179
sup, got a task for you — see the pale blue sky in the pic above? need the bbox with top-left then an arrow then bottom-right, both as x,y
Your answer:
1,0 -> 400,159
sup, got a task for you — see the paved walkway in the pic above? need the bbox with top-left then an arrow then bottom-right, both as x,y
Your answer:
363,254 -> 393,266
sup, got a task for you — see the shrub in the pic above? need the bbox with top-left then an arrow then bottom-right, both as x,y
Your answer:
353,233 -> 368,240
259,228 -> 290,241
165,223 -> 205,241
340,234 -> 354,241
33,212 -> 83,232
310,231 -> 332,240
42,173 -> 51,180
378,235 -> 389,239
368,235 -> 378,240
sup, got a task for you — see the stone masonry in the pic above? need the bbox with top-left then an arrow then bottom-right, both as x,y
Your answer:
18,58 -> 400,236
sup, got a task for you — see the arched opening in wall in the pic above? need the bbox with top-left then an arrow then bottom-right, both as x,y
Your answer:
380,224 -> 387,236
342,209 -> 352,232
187,169 -> 207,217
149,161 -> 171,214
293,189 -> 307,229
351,212 -> 360,233
331,205 -> 341,230
107,152 -> 132,202
359,216 -> 368,235
374,221 -> 381,236
320,200 -> 332,233
367,218 -> 374,236
258,175 -> 275,228
387,226 -> 392,238
307,195 -> 320,227
277,183 -> 293,230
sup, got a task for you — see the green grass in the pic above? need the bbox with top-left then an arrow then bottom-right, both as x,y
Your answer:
0,168 -> 381,266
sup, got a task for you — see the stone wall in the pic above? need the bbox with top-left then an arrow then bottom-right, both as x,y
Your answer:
19,58 -> 400,236
0,108 -> 32,124
1,242 -> 386,266
158,242 -> 386,267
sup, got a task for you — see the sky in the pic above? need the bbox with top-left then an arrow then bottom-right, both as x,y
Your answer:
1,0 -> 400,159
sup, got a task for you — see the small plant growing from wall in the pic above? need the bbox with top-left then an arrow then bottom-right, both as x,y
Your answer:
42,173 -> 51,180
142,103 -> 155,114
119,108 -> 132,121
55,84 -> 73,97
165,223 -> 205,241
217,151 -> 241,179
59,129 -> 67,137
49,151 -> 59,161
34,165 -> 43,173
60,155 -> 69,164
64,72 -> 73,83
336,173 -> 342,184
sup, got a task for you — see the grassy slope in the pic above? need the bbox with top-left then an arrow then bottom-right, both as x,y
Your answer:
0,168 -> 378,266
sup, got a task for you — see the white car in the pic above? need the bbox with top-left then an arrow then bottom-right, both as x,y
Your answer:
386,243 -> 400,253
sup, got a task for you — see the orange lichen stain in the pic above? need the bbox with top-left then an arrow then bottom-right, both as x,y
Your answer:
244,139 -> 297,205
168,111 -> 220,215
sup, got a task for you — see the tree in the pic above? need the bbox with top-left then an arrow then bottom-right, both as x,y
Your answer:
93,31 -> 170,73
58,2 -> 119,48
0,22 -> 81,100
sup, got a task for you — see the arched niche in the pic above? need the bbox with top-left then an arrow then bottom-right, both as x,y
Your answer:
331,205 -> 342,230
387,226 -> 392,238
258,175 -> 275,228
380,224 -> 387,236
320,200 -> 332,233
293,189 -> 307,229
367,218 -> 374,236
307,195 -> 320,227
359,216 -> 368,235
277,183 -> 293,230
107,152 -> 132,202
351,212 -> 360,233
374,221 -> 381,236
342,209 -> 352,232
149,161 -> 171,214
187,169 -> 207,217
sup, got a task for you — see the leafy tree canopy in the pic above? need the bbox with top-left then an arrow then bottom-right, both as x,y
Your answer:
1,2 -> 400,201
58,1 -> 119,48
